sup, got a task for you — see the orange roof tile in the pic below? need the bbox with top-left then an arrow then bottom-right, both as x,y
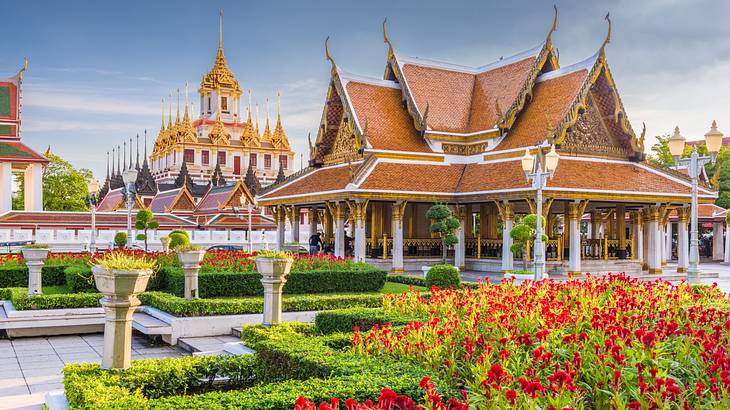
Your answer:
359,162 -> 464,193
345,81 -> 432,153
261,164 -> 355,199
497,69 -> 587,151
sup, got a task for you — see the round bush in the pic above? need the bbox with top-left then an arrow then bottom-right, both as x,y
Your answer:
169,232 -> 190,249
426,264 -> 460,289
114,232 -> 127,248
169,230 -> 189,239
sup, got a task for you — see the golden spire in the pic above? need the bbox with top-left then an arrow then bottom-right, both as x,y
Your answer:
271,91 -> 290,150
200,10 -> 241,95
183,82 -> 191,123
240,89 -> 259,147
208,94 -> 231,146
262,98 -> 273,144
168,94 -> 173,130
179,82 -> 197,144
175,88 -> 181,126
255,102 -> 260,137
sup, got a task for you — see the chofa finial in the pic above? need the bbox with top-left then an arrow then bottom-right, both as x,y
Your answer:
601,12 -> 612,52
548,5 -> 558,41
325,36 -> 336,70
18,57 -> 29,81
383,17 -> 394,55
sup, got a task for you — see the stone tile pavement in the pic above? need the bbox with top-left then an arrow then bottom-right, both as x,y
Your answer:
0,333 -> 188,410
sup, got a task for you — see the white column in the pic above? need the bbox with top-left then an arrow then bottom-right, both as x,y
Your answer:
0,163 -> 11,213
275,206 -> 285,251
712,222 -> 724,261
500,202 -> 514,272
333,202 -> 346,258
647,206 -> 663,274
632,212 -> 643,262
454,206 -> 466,270
642,210 -> 650,271
677,207 -> 689,272
288,207 -> 300,244
724,221 -> 730,264
391,202 -> 405,272
568,203 -> 582,274
662,223 -> 671,264
351,201 -> 368,263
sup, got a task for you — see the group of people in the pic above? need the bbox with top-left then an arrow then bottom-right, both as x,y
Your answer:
308,232 -> 352,255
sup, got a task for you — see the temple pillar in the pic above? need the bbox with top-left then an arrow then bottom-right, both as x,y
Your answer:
590,211 -> 600,240
274,205 -> 285,251
464,205 -> 473,238
308,207 -> 319,237
0,163 -> 11,213
630,211 -> 643,262
454,205 -> 466,270
329,202 -> 347,258
641,209 -> 650,271
287,206 -> 300,244
645,205 -> 663,274
712,222 -> 724,261
24,163 -> 43,212
567,202 -> 583,274
391,201 -> 406,273
348,201 -> 368,263
616,205 -> 626,259
677,207 -> 689,273
497,201 -> 514,272
663,223 -> 672,264
323,207 -> 333,245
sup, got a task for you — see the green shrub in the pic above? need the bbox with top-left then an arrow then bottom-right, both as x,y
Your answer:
165,267 -> 387,298
169,229 -> 189,238
1,287 -> 101,309
314,307 -> 422,334
138,291 -> 384,317
169,232 -> 189,249
0,264 -> 68,288
426,264 -> 460,288
114,232 -> 127,248
64,264 -> 95,293
387,275 -> 428,288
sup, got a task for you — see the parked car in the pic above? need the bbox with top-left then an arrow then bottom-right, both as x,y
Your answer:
207,245 -> 244,252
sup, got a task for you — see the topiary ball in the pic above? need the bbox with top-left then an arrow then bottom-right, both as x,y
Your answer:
426,264 -> 461,289
113,232 -> 127,248
169,232 -> 190,249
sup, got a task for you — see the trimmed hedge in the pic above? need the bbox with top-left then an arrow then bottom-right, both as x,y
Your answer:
64,323 -> 451,409
64,265 -> 95,293
387,274 -> 428,288
165,266 -> 387,298
426,264 -> 461,289
0,264 -> 68,288
314,307 -> 422,334
138,291 -> 384,317
0,287 -> 101,310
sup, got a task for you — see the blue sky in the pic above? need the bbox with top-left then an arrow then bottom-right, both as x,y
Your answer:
2,0 -> 730,179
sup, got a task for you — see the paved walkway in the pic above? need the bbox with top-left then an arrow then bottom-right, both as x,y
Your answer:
0,333 -> 187,410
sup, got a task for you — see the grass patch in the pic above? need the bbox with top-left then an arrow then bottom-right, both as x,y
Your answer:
380,281 -> 425,293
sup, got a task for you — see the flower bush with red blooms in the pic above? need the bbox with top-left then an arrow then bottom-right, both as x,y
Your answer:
295,377 -> 468,410
347,274 -> 730,409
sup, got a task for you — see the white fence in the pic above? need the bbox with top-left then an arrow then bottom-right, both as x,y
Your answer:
0,225 -> 312,252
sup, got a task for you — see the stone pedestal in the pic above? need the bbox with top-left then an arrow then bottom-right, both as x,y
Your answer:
92,266 -> 152,370
21,248 -> 49,296
254,257 -> 293,326
178,250 -> 206,300
160,237 -> 171,254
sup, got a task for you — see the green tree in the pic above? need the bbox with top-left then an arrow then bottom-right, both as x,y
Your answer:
426,204 -> 460,264
134,209 -> 159,251
509,214 -> 547,270
649,134 -> 675,167
14,153 -> 93,211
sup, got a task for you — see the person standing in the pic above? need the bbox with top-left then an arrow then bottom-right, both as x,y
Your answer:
309,232 -> 322,255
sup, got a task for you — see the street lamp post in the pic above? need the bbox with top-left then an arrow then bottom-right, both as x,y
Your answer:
668,122 -> 723,276
122,168 -> 138,248
86,179 -> 100,253
521,145 -> 560,281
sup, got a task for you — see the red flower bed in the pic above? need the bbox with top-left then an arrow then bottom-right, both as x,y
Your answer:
326,274 -> 730,409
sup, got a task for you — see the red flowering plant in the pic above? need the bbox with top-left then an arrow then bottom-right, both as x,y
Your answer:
350,274 -> 729,408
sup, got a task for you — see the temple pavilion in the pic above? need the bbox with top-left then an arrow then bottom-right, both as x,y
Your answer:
257,12 -> 718,276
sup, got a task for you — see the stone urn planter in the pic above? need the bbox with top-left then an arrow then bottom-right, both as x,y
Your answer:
92,265 -> 152,370
254,255 -> 293,326
160,236 -> 171,254
21,246 -> 50,295
178,249 -> 206,300
503,271 -> 534,285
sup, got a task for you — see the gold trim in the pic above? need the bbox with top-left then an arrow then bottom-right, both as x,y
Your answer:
371,151 -> 445,162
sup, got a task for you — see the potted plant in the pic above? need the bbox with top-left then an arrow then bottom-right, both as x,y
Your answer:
92,252 -> 156,370
21,243 -> 50,295
160,236 -> 171,253
176,244 -> 206,300
254,250 -> 294,326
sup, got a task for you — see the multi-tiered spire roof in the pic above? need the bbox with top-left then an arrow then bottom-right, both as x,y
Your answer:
199,11 -> 241,96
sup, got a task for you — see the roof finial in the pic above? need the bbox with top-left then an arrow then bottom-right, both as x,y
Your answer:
219,9 -> 223,49
117,145 -> 121,175
129,137 -> 133,170
135,134 -> 140,170
601,12 -> 612,53
176,88 -> 180,125
255,102 -> 260,135
547,5 -> 558,42
184,82 -> 190,120
18,57 -> 29,81
495,98 -> 504,127
276,91 -> 281,120
168,93 -> 173,129
106,151 -> 110,179
418,102 -> 429,132
161,97 -> 165,130
247,89 -> 253,121
144,129 -> 148,159
112,147 -> 116,175
122,141 -> 127,171
325,36 -> 336,71
383,18 -> 394,57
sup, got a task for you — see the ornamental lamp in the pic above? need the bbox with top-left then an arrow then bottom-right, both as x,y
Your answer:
545,145 -> 560,175
668,126 -> 686,160
122,168 -> 138,185
87,179 -> 100,195
521,148 -> 534,175
704,120 -> 723,156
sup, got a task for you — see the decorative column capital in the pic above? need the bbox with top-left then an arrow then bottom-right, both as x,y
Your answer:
677,206 -> 690,223
495,201 -> 513,222
326,201 -> 347,221
567,200 -> 589,220
391,200 -> 407,221
629,210 -> 641,224
271,205 -> 286,223
285,206 -> 298,225
347,200 -> 369,223
643,205 -> 661,222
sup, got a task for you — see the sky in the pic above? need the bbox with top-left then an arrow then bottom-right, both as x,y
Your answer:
2,0 -> 730,180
